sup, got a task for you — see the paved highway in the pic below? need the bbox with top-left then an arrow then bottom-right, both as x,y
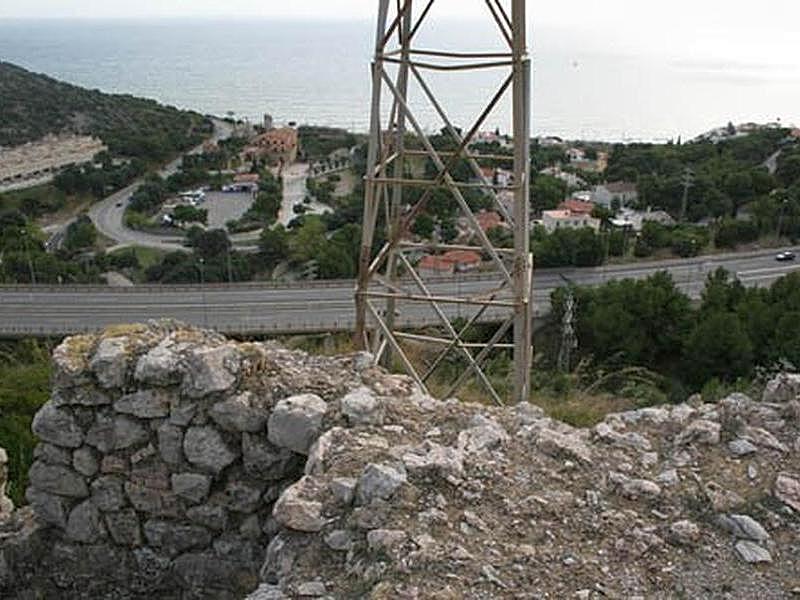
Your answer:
1,249 -> 798,337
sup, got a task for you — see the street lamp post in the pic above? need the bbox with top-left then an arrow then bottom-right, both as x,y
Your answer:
198,258 -> 208,328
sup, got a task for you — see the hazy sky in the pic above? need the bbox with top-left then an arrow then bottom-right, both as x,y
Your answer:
0,0 -> 797,27
1,1 -> 797,63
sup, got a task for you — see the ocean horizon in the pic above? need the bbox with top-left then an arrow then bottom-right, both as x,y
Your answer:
1,17 -> 798,143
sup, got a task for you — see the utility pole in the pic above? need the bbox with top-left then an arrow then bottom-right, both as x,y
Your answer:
557,282 -> 577,372
20,228 -> 37,285
354,0 -> 533,404
680,167 -> 695,223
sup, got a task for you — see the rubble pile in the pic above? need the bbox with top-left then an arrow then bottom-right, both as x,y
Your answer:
1,323 -> 799,599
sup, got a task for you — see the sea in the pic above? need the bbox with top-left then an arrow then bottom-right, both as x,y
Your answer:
0,17 -> 798,143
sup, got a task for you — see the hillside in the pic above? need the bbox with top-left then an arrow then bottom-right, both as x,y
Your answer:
0,62 -> 211,161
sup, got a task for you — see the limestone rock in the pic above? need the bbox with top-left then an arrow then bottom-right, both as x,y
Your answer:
667,520 -> 701,546
90,337 -> 129,389
218,481 -> 263,513
91,476 -> 127,511
324,529 -> 353,551
115,390 -> 171,419
735,540 -> 772,563
367,529 -> 407,553
142,519 -> 212,557
728,438 -> 758,457
715,514 -> 770,542
157,423 -> 184,465
183,426 -> 237,475
340,387 -> 384,426
85,413 -> 115,453
741,426 -> 788,453
181,344 -> 240,398
209,392 -> 268,432
535,428 -> 592,464
105,509 -> 142,546
25,488 -> 69,527
135,339 -> 183,386
356,462 -> 406,505
113,416 -> 149,450
457,415 -> 508,453
171,473 -> 212,504
66,499 -> 105,543
72,446 -> 99,477
242,433 -> 297,480
775,472 -> 800,512
676,419 -> 721,446
31,402 -> 84,448
329,477 -> 356,505
33,443 -> 72,466
268,394 -> 328,455
272,476 -> 326,532
762,373 -> 800,403
28,462 -> 88,497
401,441 -> 465,480
186,504 -> 229,531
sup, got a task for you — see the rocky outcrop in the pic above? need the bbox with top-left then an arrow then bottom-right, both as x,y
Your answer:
0,322 -> 374,599
2,322 -> 800,599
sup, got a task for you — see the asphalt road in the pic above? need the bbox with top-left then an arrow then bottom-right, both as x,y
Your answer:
1,248 -> 798,337
87,120 -> 235,253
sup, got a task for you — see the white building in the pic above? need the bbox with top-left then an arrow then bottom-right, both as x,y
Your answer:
610,208 -> 675,233
541,209 -> 600,233
592,182 -> 639,208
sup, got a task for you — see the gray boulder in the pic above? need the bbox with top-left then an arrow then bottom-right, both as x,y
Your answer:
268,394 -> 328,455
28,462 -> 88,497
209,392 -> 268,432
90,337 -> 129,389
183,426 -> 238,475
143,519 -> 212,557
735,540 -> 772,563
157,423 -> 184,465
25,488 -> 69,527
113,416 -> 149,450
72,446 -> 99,477
32,402 -> 84,448
181,344 -> 240,398
115,390 -> 171,419
272,476 -> 326,532
356,462 -> 406,505
105,509 -> 142,546
135,339 -> 183,386
340,387 -> 384,425
171,473 -> 212,504
65,499 -> 105,543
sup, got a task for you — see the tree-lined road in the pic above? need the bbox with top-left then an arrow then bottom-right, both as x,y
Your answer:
1,248 -> 798,337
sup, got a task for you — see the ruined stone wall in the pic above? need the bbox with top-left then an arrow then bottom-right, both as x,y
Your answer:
2,322 -> 800,599
0,447 -> 13,520
0,322 -> 374,599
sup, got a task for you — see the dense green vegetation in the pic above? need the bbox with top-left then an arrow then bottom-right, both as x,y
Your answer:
298,126 -> 358,160
0,340 -> 51,506
605,129 -> 789,221
549,269 -> 800,395
0,61 -> 211,159
0,210 -> 105,283
227,171 -> 283,233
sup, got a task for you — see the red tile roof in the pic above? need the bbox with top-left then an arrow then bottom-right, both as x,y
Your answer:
475,211 -> 504,232
559,200 -> 595,215
442,250 -> 482,266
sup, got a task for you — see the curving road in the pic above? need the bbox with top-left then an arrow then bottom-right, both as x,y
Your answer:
1,248 -> 798,337
88,120 -> 236,253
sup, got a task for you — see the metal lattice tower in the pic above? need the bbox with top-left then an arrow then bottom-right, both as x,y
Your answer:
354,0 -> 532,404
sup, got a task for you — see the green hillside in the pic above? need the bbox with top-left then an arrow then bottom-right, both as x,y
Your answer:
0,61 -> 211,161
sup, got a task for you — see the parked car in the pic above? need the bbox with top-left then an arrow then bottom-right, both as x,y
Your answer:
776,251 -> 796,262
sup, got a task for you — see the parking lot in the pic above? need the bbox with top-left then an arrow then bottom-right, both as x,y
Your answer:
203,191 -> 254,230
